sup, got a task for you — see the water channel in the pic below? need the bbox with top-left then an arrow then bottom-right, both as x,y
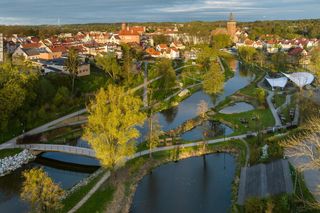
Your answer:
131,153 -> 236,213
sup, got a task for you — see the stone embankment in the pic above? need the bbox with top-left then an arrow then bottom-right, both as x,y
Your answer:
0,149 -> 36,176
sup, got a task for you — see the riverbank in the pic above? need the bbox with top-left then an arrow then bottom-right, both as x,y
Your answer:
0,149 -> 35,176
73,140 -> 246,213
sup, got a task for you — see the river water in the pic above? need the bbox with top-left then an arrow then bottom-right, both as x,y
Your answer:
131,153 -> 236,213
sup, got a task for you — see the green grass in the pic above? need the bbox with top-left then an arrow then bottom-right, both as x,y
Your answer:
0,148 -> 22,159
60,171 -> 105,213
214,108 -> 275,135
76,185 -> 115,213
273,92 -> 287,109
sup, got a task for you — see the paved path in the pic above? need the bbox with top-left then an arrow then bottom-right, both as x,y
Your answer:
276,94 -> 292,113
68,171 -> 111,213
0,109 -> 87,150
266,91 -> 282,126
240,138 -> 250,167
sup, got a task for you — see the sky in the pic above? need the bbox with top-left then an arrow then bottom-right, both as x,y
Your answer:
0,0 -> 319,25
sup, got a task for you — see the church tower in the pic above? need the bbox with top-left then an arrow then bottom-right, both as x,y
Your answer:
227,13 -> 237,37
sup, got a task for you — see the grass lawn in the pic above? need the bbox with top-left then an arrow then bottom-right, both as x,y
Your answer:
0,148 -> 22,159
214,108 -> 275,135
273,92 -> 287,109
60,171 -> 106,213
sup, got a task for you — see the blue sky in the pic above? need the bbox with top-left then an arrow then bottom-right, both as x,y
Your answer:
0,0 -> 319,25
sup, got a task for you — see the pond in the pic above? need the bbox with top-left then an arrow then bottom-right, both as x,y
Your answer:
181,121 -> 234,141
0,152 -> 99,213
219,102 -> 255,114
131,153 -> 236,213
137,59 -> 253,143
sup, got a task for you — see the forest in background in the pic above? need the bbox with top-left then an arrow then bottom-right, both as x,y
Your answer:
0,19 -> 319,39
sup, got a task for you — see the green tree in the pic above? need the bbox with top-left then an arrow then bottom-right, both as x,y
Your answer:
83,85 -> 146,170
256,88 -> 266,105
211,34 -> 232,49
311,47 -> 320,82
238,46 -> 257,62
271,52 -> 288,72
203,62 -> 225,95
21,168 -> 64,213
121,44 -> 132,83
155,58 -> 176,96
196,46 -> 216,71
64,48 -> 80,94
53,86 -> 70,107
0,62 -> 38,131
95,53 -> 121,81
147,115 -> 162,158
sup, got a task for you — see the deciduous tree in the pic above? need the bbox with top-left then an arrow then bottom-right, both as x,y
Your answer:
203,62 -> 225,95
155,58 -> 176,96
64,48 -> 80,94
84,85 -> 146,170
95,53 -> 121,81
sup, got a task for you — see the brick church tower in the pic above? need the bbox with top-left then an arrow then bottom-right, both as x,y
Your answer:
227,13 -> 237,37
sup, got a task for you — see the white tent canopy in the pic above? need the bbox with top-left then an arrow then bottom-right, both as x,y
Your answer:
265,77 -> 288,89
282,72 -> 314,88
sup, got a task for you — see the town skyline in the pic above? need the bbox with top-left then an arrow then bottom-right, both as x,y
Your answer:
0,0 -> 319,25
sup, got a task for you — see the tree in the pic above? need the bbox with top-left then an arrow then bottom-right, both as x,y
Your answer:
83,85 -> 146,170
238,46 -> 257,63
271,52 -> 288,72
64,48 -> 80,94
197,100 -> 208,120
203,62 -> 225,95
256,88 -> 266,106
253,50 -> 266,67
211,34 -> 232,49
0,62 -> 38,131
197,100 -> 209,154
21,168 -> 64,213
282,116 -> 320,170
95,53 -> 121,81
147,115 -> 162,158
196,46 -> 216,71
155,58 -> 176,96
311,47 -> 320,82
121,44 -> 132,83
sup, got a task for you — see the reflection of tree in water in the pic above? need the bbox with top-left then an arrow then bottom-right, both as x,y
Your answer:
238,62 -> 251,77
202,121 -> 226,138
0,164 -> 34,202
160,106 -> 178,124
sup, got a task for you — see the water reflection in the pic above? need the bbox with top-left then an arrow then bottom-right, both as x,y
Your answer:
0,153 -> 96,213
131,153 -> 236,213
219,102 -> 255,114
181,121 -> 234,141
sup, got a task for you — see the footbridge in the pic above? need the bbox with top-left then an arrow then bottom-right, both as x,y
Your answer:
13,144 -> 96,158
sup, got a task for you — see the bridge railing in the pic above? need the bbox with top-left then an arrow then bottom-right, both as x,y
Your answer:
13,144 -> 96,158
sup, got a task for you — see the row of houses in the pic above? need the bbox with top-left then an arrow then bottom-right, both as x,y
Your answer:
236,38 -> 319,53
